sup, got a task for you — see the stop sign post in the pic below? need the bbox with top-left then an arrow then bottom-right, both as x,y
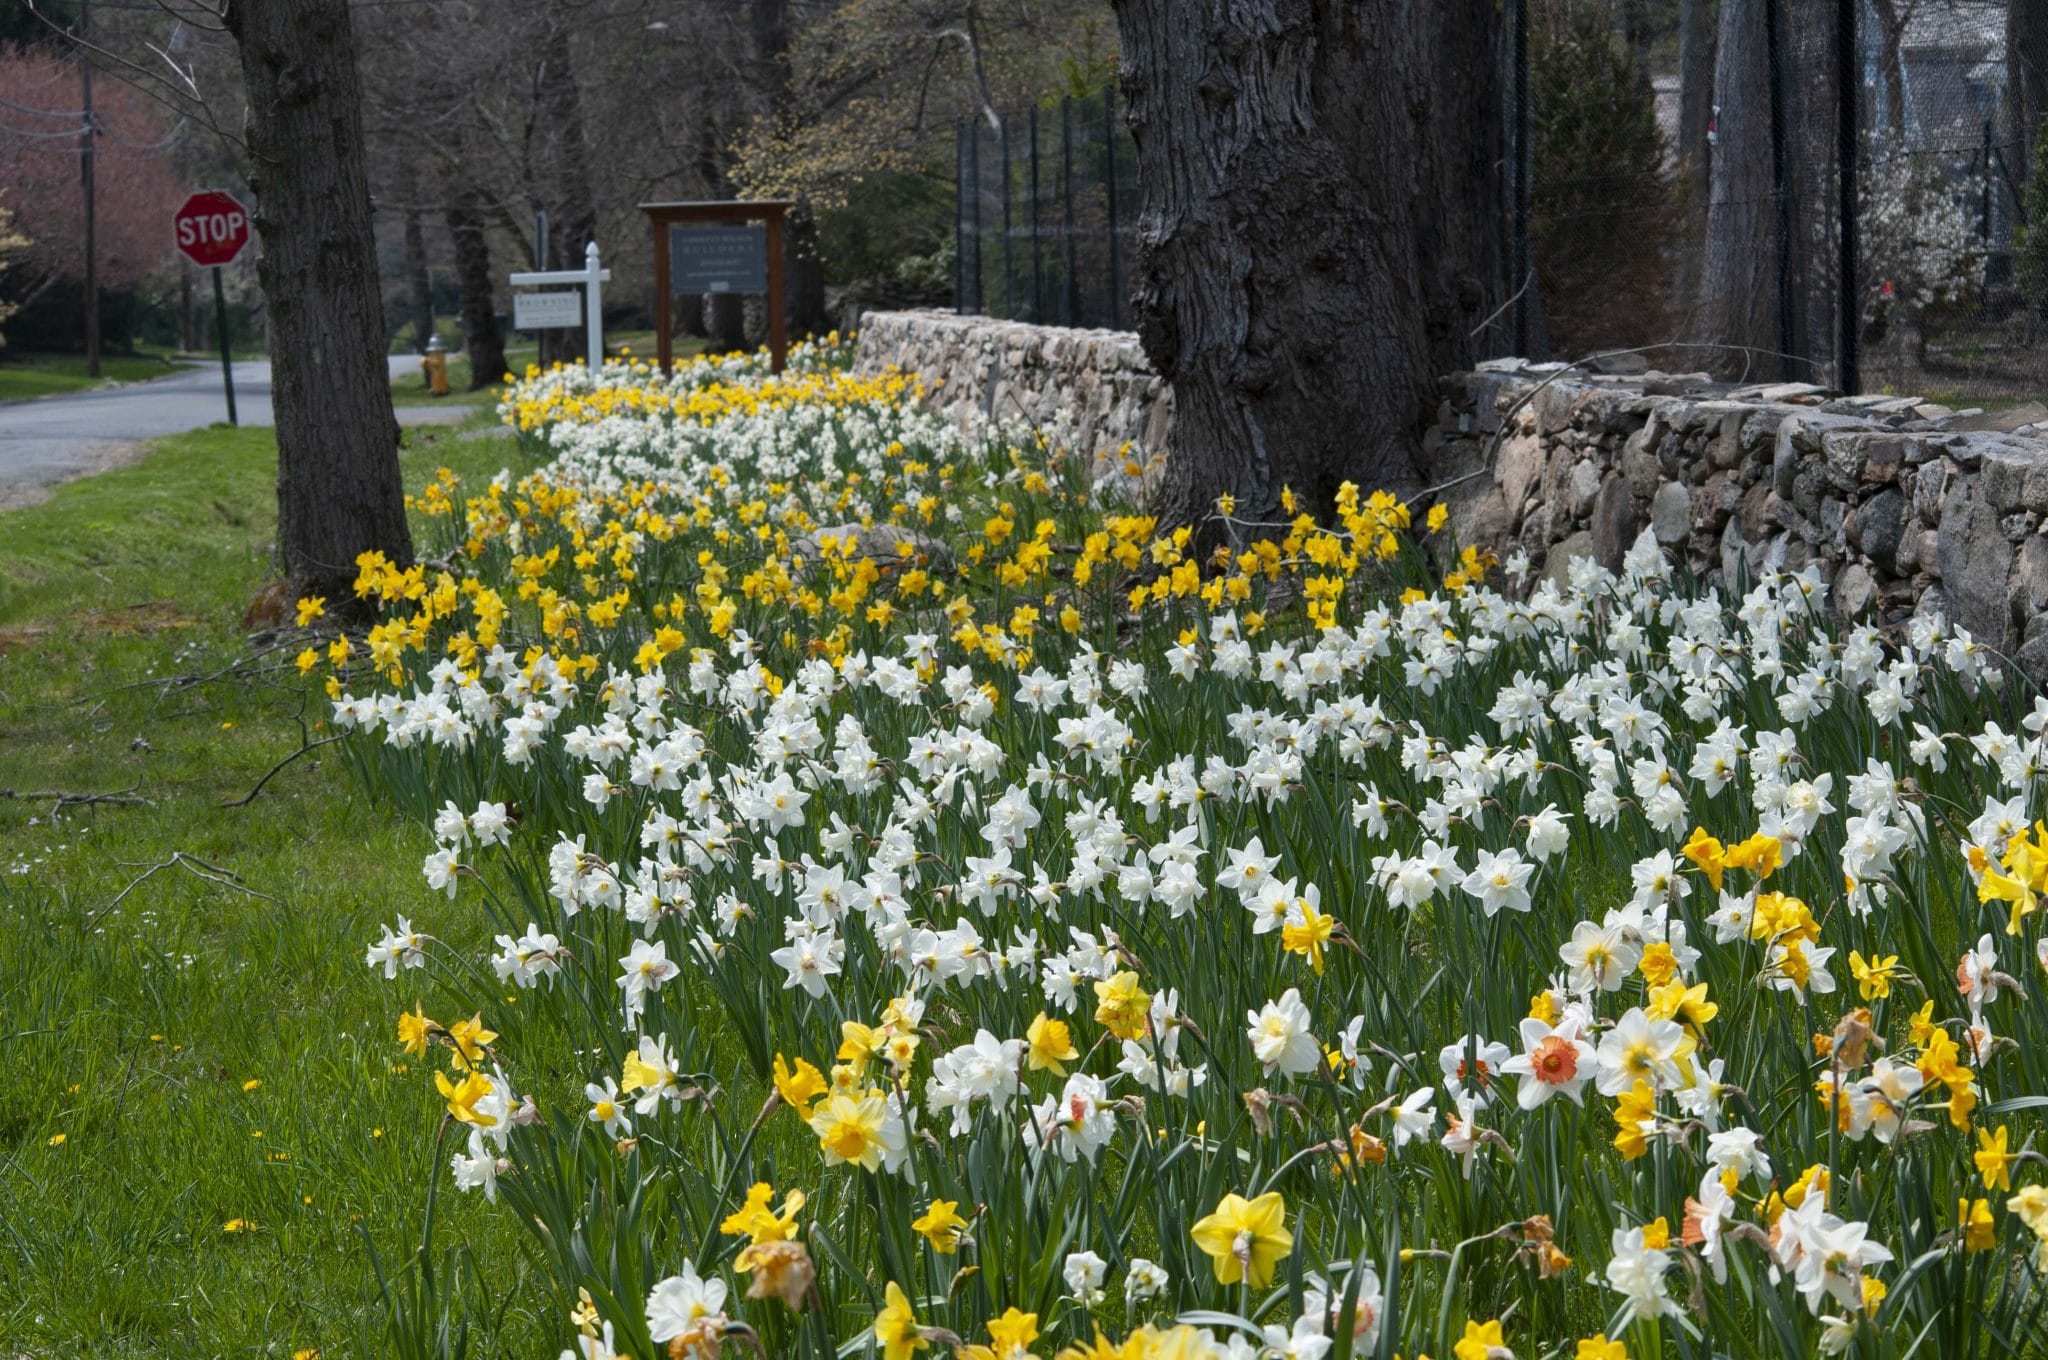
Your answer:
174,191 -> 251,426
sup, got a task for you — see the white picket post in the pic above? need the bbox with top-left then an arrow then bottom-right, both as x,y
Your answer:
584,241 -> 604,370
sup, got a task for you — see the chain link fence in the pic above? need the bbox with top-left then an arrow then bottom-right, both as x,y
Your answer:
953,6 -> 2043,406
953,86 -> 1138,331
1505,0 -> 2041,406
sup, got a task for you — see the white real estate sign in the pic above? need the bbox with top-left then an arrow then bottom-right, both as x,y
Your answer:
514,290 -> 583,330
508,242 -> 613,367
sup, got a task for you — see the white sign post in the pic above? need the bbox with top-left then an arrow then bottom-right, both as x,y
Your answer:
509,241 -> 610,368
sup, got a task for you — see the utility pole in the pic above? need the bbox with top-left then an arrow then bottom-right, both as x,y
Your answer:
78,0 -> 100,378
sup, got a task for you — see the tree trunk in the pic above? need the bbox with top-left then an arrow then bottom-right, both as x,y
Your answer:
534,23 -> 598,367
1674,0 -> 1716,307
446,188 -> 505,389
708,292 -> 746,352
786,209 -> 831,338
1677,0 -> 1715,213
224,0 -> 412,609
403,203 -> 434,353
1869,0 -> 1910,145
1782,0 -> 1837,375
676,291 -> 707,339
1697,0 -> 1782,378
1111,0 -> 1503,535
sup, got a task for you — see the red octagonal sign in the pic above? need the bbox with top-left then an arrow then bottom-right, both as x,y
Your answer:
174,190 -> 251,267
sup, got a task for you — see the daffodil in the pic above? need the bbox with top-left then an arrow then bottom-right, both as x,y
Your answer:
874,1281 -> 927,1360
911,1198 -> 967,1253
1188,1190 -> 1292,1287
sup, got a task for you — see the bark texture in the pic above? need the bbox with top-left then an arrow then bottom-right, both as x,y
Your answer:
403,202 -> 434,353
531,23 -> 598,366
1697,0 -> 1782,378
1111,0 -> 1504,535
225,0 -> 412,606
446,188 -> 506,389
1679,0 -> 1712,301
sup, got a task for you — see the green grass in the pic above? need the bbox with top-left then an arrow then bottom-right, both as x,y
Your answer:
0,347 -> 186,402
0,422 -> 550,1357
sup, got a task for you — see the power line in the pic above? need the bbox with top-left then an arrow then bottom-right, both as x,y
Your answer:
0,95 -> 86,117
0,120 -> 91,139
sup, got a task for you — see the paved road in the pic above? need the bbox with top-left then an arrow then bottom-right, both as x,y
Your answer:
0,356 -> 475,508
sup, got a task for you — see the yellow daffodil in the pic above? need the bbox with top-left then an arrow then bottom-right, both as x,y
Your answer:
911,1198 -> 967,1253
1188,1190 -> 1292,1287
874,1281 -> 927,1360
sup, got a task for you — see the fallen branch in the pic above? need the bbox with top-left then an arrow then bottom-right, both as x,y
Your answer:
1,786 -> 145,809
90,851 -> 279,929
221,734 -> 343,808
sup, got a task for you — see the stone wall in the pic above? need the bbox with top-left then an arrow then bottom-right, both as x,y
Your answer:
853,310 -> 1172,495
1432,361 -> 2048,676
852,310 -> 2048,677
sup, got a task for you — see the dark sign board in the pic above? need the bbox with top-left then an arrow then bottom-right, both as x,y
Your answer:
669,224 -> 768,295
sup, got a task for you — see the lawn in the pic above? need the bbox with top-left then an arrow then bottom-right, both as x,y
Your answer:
0,420 -> 550,1357
0,348 -> 188,402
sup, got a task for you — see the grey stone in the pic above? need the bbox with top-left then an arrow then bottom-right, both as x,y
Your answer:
1835,562 -> 1877,618
2013,537 -> 2048,617
1621,427 -> 1661,500
1773,420 -> 1801,500
1821,432 -> 1870,491
1915,461 -> 1951,525
1949,402 -> 2048,434
1862,437 -> 1906,483
1936,483 -> 2018,652
1591,477 -> 1640,571
2018,635 -> 2048,689
1534,382 -> 1579,436
1569,459 -> 1602,517
1542,530 -> 1598,588
1847,489 -> 1907,574
1497,431 -> 1546,510
1758,382 -> 1830,403
1708,410 -> 1746,469
1741,481 -> 1777,540
1455,488 -> 1516,552
794,522 -> 953,571
1820,497 -> 1847,545
1720,517 -> 1751,588
1650,482 -> 1691,544
1914,530 -> 1943,579
1981,447 -> 2042,513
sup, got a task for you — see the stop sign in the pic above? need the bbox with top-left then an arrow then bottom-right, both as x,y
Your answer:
174,190 -> 251,267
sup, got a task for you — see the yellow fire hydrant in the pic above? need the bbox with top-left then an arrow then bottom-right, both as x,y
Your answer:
422,335 -> 450,397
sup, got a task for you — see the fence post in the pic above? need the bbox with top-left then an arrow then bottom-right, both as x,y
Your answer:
1511,0 -> 1530,358
955,118 -> 967,315
966,117 -> 984,313
1836,0 -> 1859,394
1982,119 -> 1995,246
1030,107 -> 1044,322
1104,85 -> 1124,330
1063,96 -> 1080,325
1764,0 -> 1797,379
1002,116 -> 1016,319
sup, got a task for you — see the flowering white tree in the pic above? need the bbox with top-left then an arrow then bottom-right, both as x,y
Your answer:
1860,143 -> 1983,359
0,194 -> 28,347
